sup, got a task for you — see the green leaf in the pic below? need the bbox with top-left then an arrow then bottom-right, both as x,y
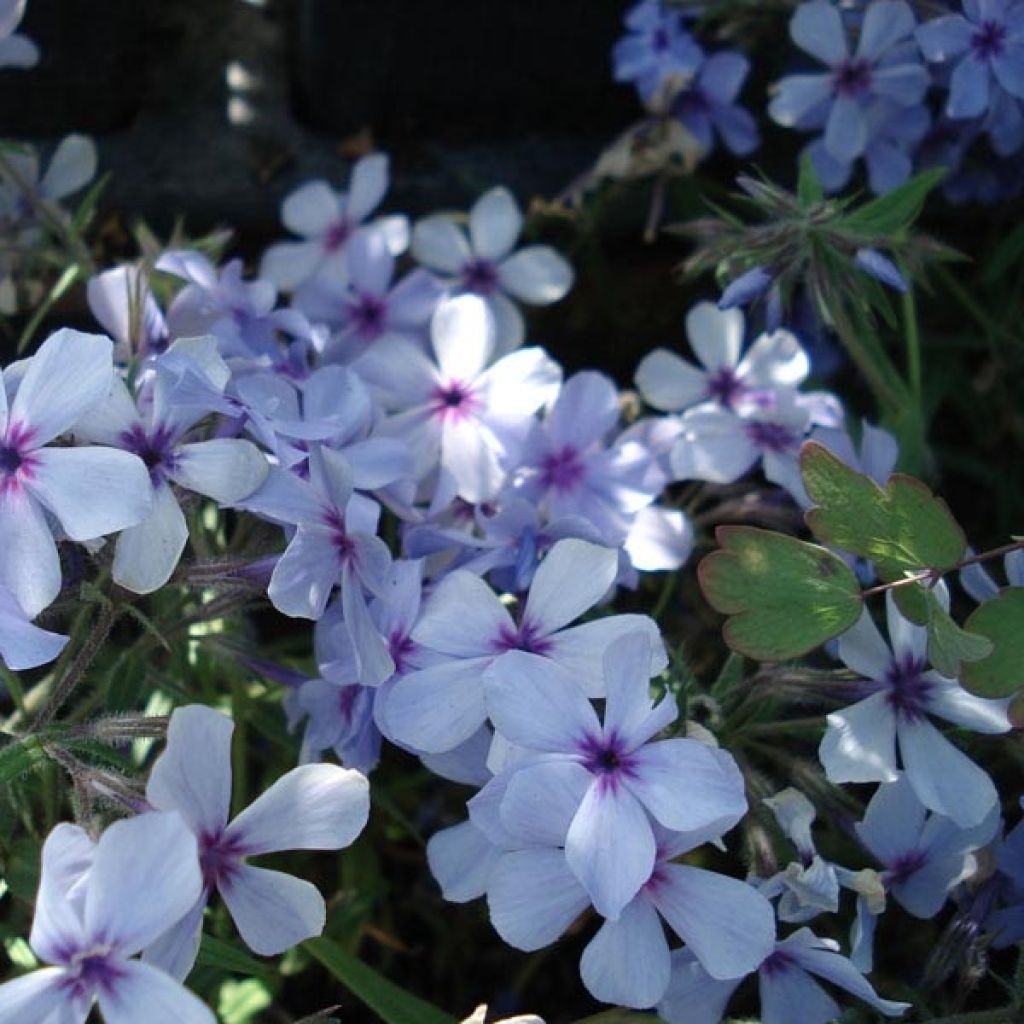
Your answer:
304,937 -> 456,1024
960,588 -> 1024,697
0,734 -> 49,785
218,978 -> 272,1024
197,935 -> 274,981
843,168 -> 945,236
920,588 -> 993,677
572,1013 -> 661,1024
17,263 -> 81,354
801,441 -> 965,579
797,153 -> 823,208
698,526 -> 863,661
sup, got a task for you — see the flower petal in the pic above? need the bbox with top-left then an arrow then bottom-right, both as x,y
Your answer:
635,349 -> 708,412
412,569 -> 513,657
819,693 -> 898,784
522,538 -> 617,636
0,583 -> 67,671
169,440 -> 268,504
0,486 -> 62,618
497,246 -> 573,305
225,763 -> 369,855
112,481 -> 188,595
427,820 -> 501,903
0,968 -> 78,1022
581,897 -> 671,1009
470,187 -> 522,262
790,1 -> 847,65
99,958 -> 216,1024
412,215 -> 472,275
220,864 -> 326,955
146,704 -> 234,838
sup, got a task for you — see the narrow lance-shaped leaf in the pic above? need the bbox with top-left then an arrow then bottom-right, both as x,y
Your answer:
305,937 -> 457,1024
960,588 -> 1024,697
698,526 -> 862,661
842,168 -> 946,236
801,441 -> 965,581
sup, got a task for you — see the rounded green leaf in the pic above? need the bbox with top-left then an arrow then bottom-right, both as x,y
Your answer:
698,526 -> 863,661
960,587 -> 1024,697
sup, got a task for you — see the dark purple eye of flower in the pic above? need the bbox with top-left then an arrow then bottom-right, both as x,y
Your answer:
745,420 -> 795,453
833,57 -> 873,97
198,830 -> 244,889
71,952 -> 123,994
652,26 -> 670,51
888,848 -> 927,885
494,619 -> 553,656
0,445 -> 22,474
539,444 -> 585,492
324,218 -> 351,253
885,653 -> 933,721
349,293 -> 388,337
972,19 -> 1007,59
760,949 -> 795,977
705,366 -> 745,407
120,424 -> 177,483
462,259 -> 499,295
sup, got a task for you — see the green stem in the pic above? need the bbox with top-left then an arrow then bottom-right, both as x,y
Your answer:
927,1010 -> 1023,1024
828,296 -> 906,415
902,283 -> 922,406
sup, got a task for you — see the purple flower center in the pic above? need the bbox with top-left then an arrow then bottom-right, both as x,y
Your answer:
429,380 -> 479,422
884,653 -> 933,721
577,731 -> 637,790
0,444 -> 22,474
888,848 -> 927,886
0,424 -> 37,492
462,259 -> 499,295
338,685 -> 360,723
652,26 -> 671,52
972,19 -> 1007,59
705,366 -> 746,407
199,830 -> 245,890
64,950 -> 123,998
745,420 -> 796,453
348,292 -> 389,339
760,949 -> 795,977
389,630 -> 417,674
494,618 -> 553,655
833,57 -> 873,98
120,423 -> 178,484
324,509 -> 355,566
324,217 -> 352,253
538,444 -> 586,493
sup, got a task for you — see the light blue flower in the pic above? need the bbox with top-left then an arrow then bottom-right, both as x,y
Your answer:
672,51 -> 761,157
770,1 -> 929,163
612,0 -> 704,101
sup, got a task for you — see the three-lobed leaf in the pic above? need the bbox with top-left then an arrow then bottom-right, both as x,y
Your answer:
960,587 -> 1024,697
698,526 -> 862,661
801,441 -> 965,581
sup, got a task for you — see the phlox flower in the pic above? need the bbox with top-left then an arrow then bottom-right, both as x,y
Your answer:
87,265 -> 170,362
635,303 -> 810,416
658,927 -> 910,1024
770,1 -> 929,163
260,153 -> 408,292
612,0 -> 703,100
0,812 -> 214,1024
917,0 -> 1024,121
857,774 -> 1000,919
512,370 -> 664,546
240,445 -> 395,684
0,135 -> 97,231
72,338 -> 269,593
157,251 -> 314,374
294,226 -> 442,363
0,329 -> 152,617
0,0 -> 38,68
483,631 -> 748,919
0,582 -> 67,671
806,100 -> 931,194
820,592 -> 1010,828
960,545 -> 1024,601
672,51 -> 761,157
144,704 -> 370,977
380,539 -> 667,753
411,187 -> 573,354
353,294 -> 562,503
987,803 -> 1024,946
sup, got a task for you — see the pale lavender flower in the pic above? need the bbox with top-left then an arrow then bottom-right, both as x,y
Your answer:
0,583 -> 66,670
0,135 -> 96,230
0,0 -> 38,68
658,928 -> 910,1024
961,545 -> 1024,602
240,446 -> 395,684
612,0 -> 704,100
87,265 -> 170,363
0,329 -> 152,616
512,371 -> 664,546
483,632 -> 747,919
144,704 -> 370,977
380,540 -> 667,754
770,1 -> 929,162
672,51 -> 761,157
857,774 -> 1000,919
635,303 -> 809,415
353,295 -> 562,503
261,154 -> 409,291
72,338 -> 268,594
718,266 -> 776,310
158,251 -> 314,374
411,188 -> 574,354
0,813 -> 214,1023
294,226 -> 442,363
820,592 -> 1010,827
917,1 -> 1024,120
